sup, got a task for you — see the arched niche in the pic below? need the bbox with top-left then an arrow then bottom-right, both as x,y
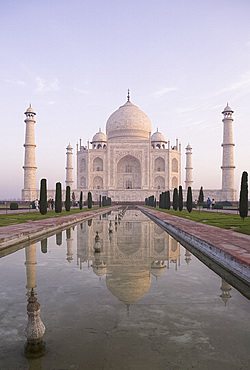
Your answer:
154,157 -> 165,172
154,176 -> 165,189
117,155 -> 141,189
117,221 -> 141,255
93,176 -> 103,189
172,158 -> 178,172
154,239 -> 165,254
80,158 -> 86,172
80,176 -> 86,189
171,238 -> 178,253
93,157 -> 103,171
172,176 -> 178,189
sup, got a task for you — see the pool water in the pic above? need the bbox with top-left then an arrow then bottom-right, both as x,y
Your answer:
0,209 -> 249,369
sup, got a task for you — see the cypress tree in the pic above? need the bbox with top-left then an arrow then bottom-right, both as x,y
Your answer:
179,185 -> 183,211
72,192 -> 76,206
154,197 -> 156,208
162,192 -> 166,209
55,182 -> 62,213
239,171 -> 248,221
65,186 -> 71,212
159,193 -> 162,209
173,188 -> 178,211
198,186 -> 204,210
87,191 -> 92,209
79,191 -> 83,210
166,191 -> 170,210
187,186 -> 193,213
103,196 -> 107,206
39,178 -> 47,215
99,195 -> 102,207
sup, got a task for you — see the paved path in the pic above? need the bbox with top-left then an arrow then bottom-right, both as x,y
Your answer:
140,207 -> 250,286
0,207 -> 118,251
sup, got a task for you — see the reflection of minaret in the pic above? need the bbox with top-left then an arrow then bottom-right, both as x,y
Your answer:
24,289 -> 46,359
220,279 -> 232,305
185,249 -> 192,264
66,228 -> 73,263
25,244 -> 37,296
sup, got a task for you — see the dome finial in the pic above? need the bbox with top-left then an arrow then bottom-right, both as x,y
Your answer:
127,89 -> 130,102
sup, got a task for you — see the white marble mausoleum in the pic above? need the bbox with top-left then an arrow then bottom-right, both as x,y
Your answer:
22,93 -> 237,202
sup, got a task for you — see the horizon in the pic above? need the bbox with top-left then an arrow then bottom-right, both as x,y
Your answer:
1,0 -> 250,199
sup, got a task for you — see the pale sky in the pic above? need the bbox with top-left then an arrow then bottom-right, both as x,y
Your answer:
1,0 -> 250,199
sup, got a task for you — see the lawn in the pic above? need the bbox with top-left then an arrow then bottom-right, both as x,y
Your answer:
0,207 -> 101,227
145,207 -> 250,235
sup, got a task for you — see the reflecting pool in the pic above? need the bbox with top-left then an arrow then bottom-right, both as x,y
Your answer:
0,209 -> 250,369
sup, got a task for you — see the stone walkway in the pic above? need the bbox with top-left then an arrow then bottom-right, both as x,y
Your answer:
140,207 -> 250,286
0,207 -> 118,251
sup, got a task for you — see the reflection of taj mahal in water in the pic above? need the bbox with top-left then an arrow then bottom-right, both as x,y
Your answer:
24,210 -> 232,309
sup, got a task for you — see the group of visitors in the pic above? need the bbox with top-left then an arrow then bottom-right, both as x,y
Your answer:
206,197 -> 215,209
194,198 -> 216,209
34,198 -> 54,211
48,198 -> 54,210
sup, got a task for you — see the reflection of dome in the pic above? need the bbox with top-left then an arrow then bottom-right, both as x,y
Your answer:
151,261 -> 165,279
106,267 -> 151,306
106,100 -> 152,140
92,130 -> 107,142
154,224 -> 164,235
93,267 -> 107,277
151,130 -> 165,142
150,268 -> 165,279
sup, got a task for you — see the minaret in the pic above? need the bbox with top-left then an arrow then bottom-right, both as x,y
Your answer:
185,143 -> 193,189
22,105 -> 37,201
65,143 -> 73,189
221,104 -> 235,192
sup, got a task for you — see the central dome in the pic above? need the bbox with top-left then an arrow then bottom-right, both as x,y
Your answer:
106,100 -> 152,140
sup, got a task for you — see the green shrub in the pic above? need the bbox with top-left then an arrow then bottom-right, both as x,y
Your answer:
79,191 -> 83,210
39,178 -> 47,215
55,182 -> 62,213
65,186 -> 71,212
87,191 -> 92,209
186,186 -> 192,213
10,202 -> 18,210
239,171 -> 248,220
214,203 -> 223,209
179,186 -> 183,211
173,188 -> 178,211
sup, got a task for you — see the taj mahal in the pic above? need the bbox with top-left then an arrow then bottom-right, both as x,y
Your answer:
22,91 -> 236,203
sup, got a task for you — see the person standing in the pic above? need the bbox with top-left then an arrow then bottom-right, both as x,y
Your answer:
34,199 -> 39,211
207,197 -> 211,209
